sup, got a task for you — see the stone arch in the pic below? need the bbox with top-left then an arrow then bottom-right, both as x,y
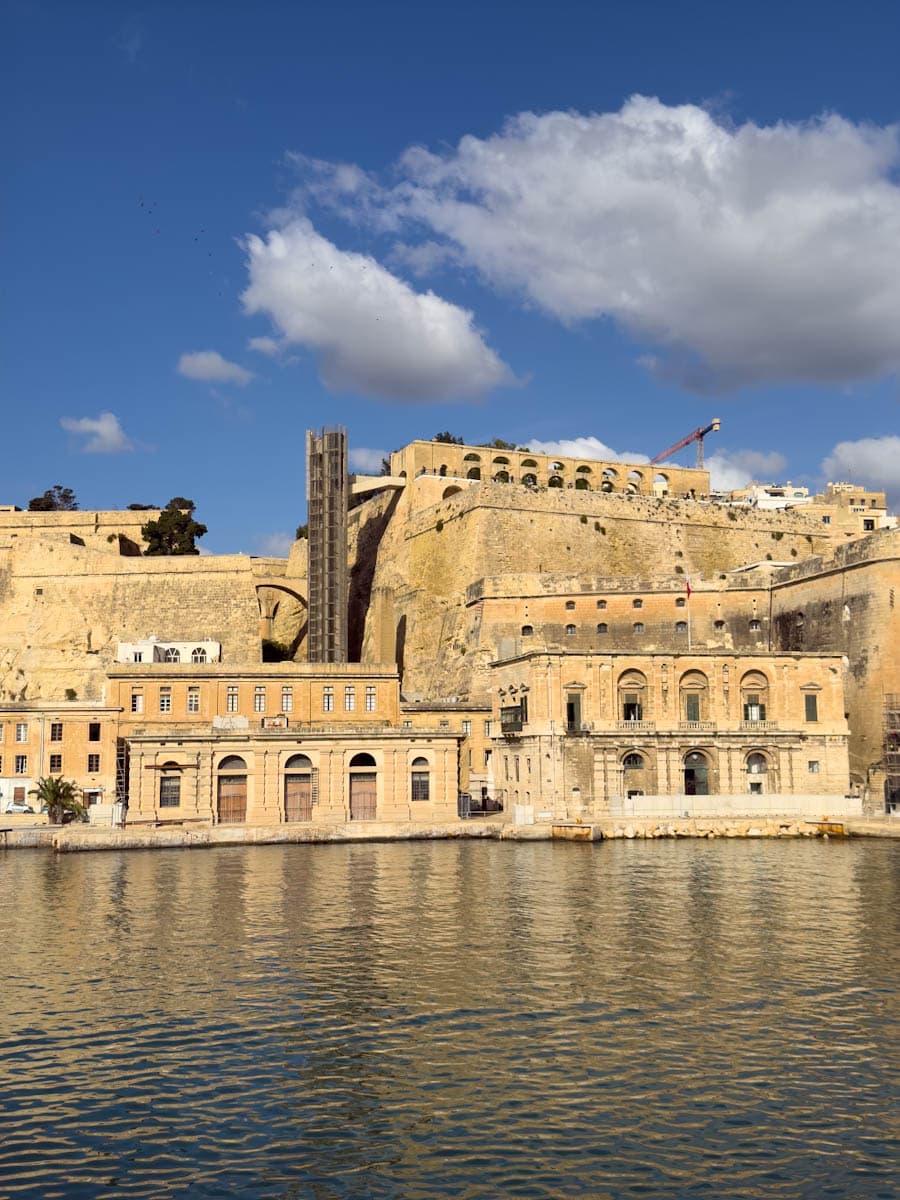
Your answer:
683,749 -> 712,796
256,583 -> 307,659
548,475 -> 564,488
217,755 -> 248,823
618,669 -> 648,721
653,472 -> 669,496
521,473 -> 538,487
463,452 -> 481,462
467,467 -> 481,480
493,470 -> 510,483
442,485 -> 462,499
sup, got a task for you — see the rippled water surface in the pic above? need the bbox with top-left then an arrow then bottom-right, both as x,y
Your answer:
1,840 -> 898,1198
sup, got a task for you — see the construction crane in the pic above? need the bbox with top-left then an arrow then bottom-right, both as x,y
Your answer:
651,418 -> 721,469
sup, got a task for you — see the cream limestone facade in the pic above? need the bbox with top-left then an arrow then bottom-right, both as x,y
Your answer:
490,651 -> 851,819
0,702 -> 119,813
107,664 -> 459,826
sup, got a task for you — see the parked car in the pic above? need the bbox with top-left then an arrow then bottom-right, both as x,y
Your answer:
3,801 -> 35,814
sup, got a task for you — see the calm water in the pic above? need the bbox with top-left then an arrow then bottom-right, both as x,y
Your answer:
1,840 -> 897,1199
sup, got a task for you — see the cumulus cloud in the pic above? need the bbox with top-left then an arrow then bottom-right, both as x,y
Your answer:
349,447 -> 388,473
177,350 -> 254,386
301,97 -> 900,391
60,411 -> 133,454
247,335 -> 282,356
523,436 -> 649,463
240,218 -> 513,402
705,449 -> 788,491
821,436 -> 900,502
256,532 -> 294,557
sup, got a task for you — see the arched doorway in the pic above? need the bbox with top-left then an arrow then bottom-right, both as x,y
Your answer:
746,752 -> 769,794
683,751 -> 710,796
284,753 -> 315,821
217,754 -> 248,823
349,752 -> 377,820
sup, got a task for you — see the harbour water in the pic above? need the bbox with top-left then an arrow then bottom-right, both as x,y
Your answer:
1,840 -> 897,1198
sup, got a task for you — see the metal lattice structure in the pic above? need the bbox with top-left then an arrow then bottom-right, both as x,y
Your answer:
885,695 -> 900,812
306,428 -> 349,663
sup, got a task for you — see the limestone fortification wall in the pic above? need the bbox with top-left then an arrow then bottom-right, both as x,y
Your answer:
351,477 -> 841,703
770,529 -> 900,799
0,507 -> 162,554
0,533 -> 308,703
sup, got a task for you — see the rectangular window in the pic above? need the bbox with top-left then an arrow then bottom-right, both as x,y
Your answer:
822,515 -> 831,524
15,723 -> 27,743
133,651 -> 143,663
159,689 -> 172,714
89,722 -> 101,742
254,687 -> 266,713
159,776 -> 181,808
462,719 -> 472,735
50,722 -> 63,742
365,686 -> 376,712
685,694 -> 700,722
15,754 -> 27,774
402,720 -> 412,728
88,754 -> 100,773
281,687 -> 293,713
514,756 -> 520,782
226,686 -> 238,713
743,696 -> 766,721
187,688 -> 200,714
322,686 -> 334,713
623,694 -> 642,721
345,686 -> 356,712
131,690 -> 143,713
804,693 -> 818,722
808,760 -> 820,774
411,771 -> 430,801
484,720 -> 492,737
49,754 -> 62,773
504,756 -> 510,780
863,519 -> 875,531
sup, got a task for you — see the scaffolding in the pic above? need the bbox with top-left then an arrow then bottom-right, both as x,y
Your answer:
306,427 -> 349,663
885,695 -> 900,813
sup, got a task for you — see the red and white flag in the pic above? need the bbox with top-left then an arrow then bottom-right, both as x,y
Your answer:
685,575 -> 692,599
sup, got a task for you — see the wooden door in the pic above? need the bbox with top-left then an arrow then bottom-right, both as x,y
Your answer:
217,775 -> 247,823
284,775 -> 313,822
349,772 -> 377,820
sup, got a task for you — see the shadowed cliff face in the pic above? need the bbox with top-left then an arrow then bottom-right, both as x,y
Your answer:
348,490 -> 400,663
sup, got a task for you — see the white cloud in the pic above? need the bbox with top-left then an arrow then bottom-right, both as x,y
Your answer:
60,411 -> 133,454
705,449 -> 788,491
256,532 -> 294,557
349,447 -> 387,473
821,436 -> 900,502
523,436 -> 649,463
305,97 -> 900,391
247,335 -> 282,356
240,218 -> 513,402
177,350 -> 254,386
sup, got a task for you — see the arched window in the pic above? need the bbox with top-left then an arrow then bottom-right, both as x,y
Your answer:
675,597 -> 686,608
675,621 -> 688,633
575,477 -> 590,490
218,754 -> 247,771
633,598 -> 643,608
521,624 -> 533,636
467,467 -> 481,480
596,599 -> 607,609
521,473 -> 537,487
492,456 -> 510,466
285,753 -> 313,770
626,470 -> 643,494
653,472 -> 669,496
679,671 -> 708,722
164,647 -> 181,663
350,752 -> 376,767
684,750 -> 710,795
623,753 -> 644,770
597,623 -> 608,634
633,622 -> 644,634
576,465 -> 592,475
550,461 -> 564,472
749,618 -> 762,633
565,600 -> 576,610
191,647 -> 207,663
521,458 -> 538,468
439,464 -> 447,476
741,672 -> 769,722
548,475 -> 564,488
746,751 -> 769,794
411,756 -> 430,801
618,670 -> 647,721
714,619 -> 726,631
463,452 -> 481,462
493,470 -> 510,483
565,624 -> 576,636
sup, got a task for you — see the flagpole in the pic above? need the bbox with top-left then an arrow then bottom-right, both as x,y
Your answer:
686,575 -> 692,651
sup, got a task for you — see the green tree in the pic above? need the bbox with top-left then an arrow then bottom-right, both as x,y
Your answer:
28,485 -> 78,511
127,502 -> 156,511
29,776 -> 85,824
295,523 -> 308,540
141,497 -> 207,556
479,438 -> 517,450
433,431 -> 464,444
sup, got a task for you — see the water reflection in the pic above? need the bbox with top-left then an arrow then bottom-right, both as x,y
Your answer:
1,841 -> 897,1197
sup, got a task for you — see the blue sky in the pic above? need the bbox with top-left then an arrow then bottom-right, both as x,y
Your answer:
4,0 -> 900,554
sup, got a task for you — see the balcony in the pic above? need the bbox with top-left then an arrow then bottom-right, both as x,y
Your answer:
679,720 -> 715,732
739,719 -> 779,731
566,722 -> 594,735
615,719 -> 656,732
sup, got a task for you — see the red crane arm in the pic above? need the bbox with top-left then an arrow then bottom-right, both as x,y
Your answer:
651,418 -> 720,465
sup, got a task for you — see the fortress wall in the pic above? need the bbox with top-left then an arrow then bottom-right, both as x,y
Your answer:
0,539 -> 298,702
352,477 -> 838,702
770,530 -> 900,803
0,507 -> 162,554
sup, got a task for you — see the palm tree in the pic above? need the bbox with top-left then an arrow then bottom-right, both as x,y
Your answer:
29,776 -> 85,825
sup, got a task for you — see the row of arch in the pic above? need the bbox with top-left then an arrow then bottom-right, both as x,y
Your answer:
445,467 -> 669,493
622,748 -> 774,795
161,647 -> 208,663
159,752 -> 433,823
